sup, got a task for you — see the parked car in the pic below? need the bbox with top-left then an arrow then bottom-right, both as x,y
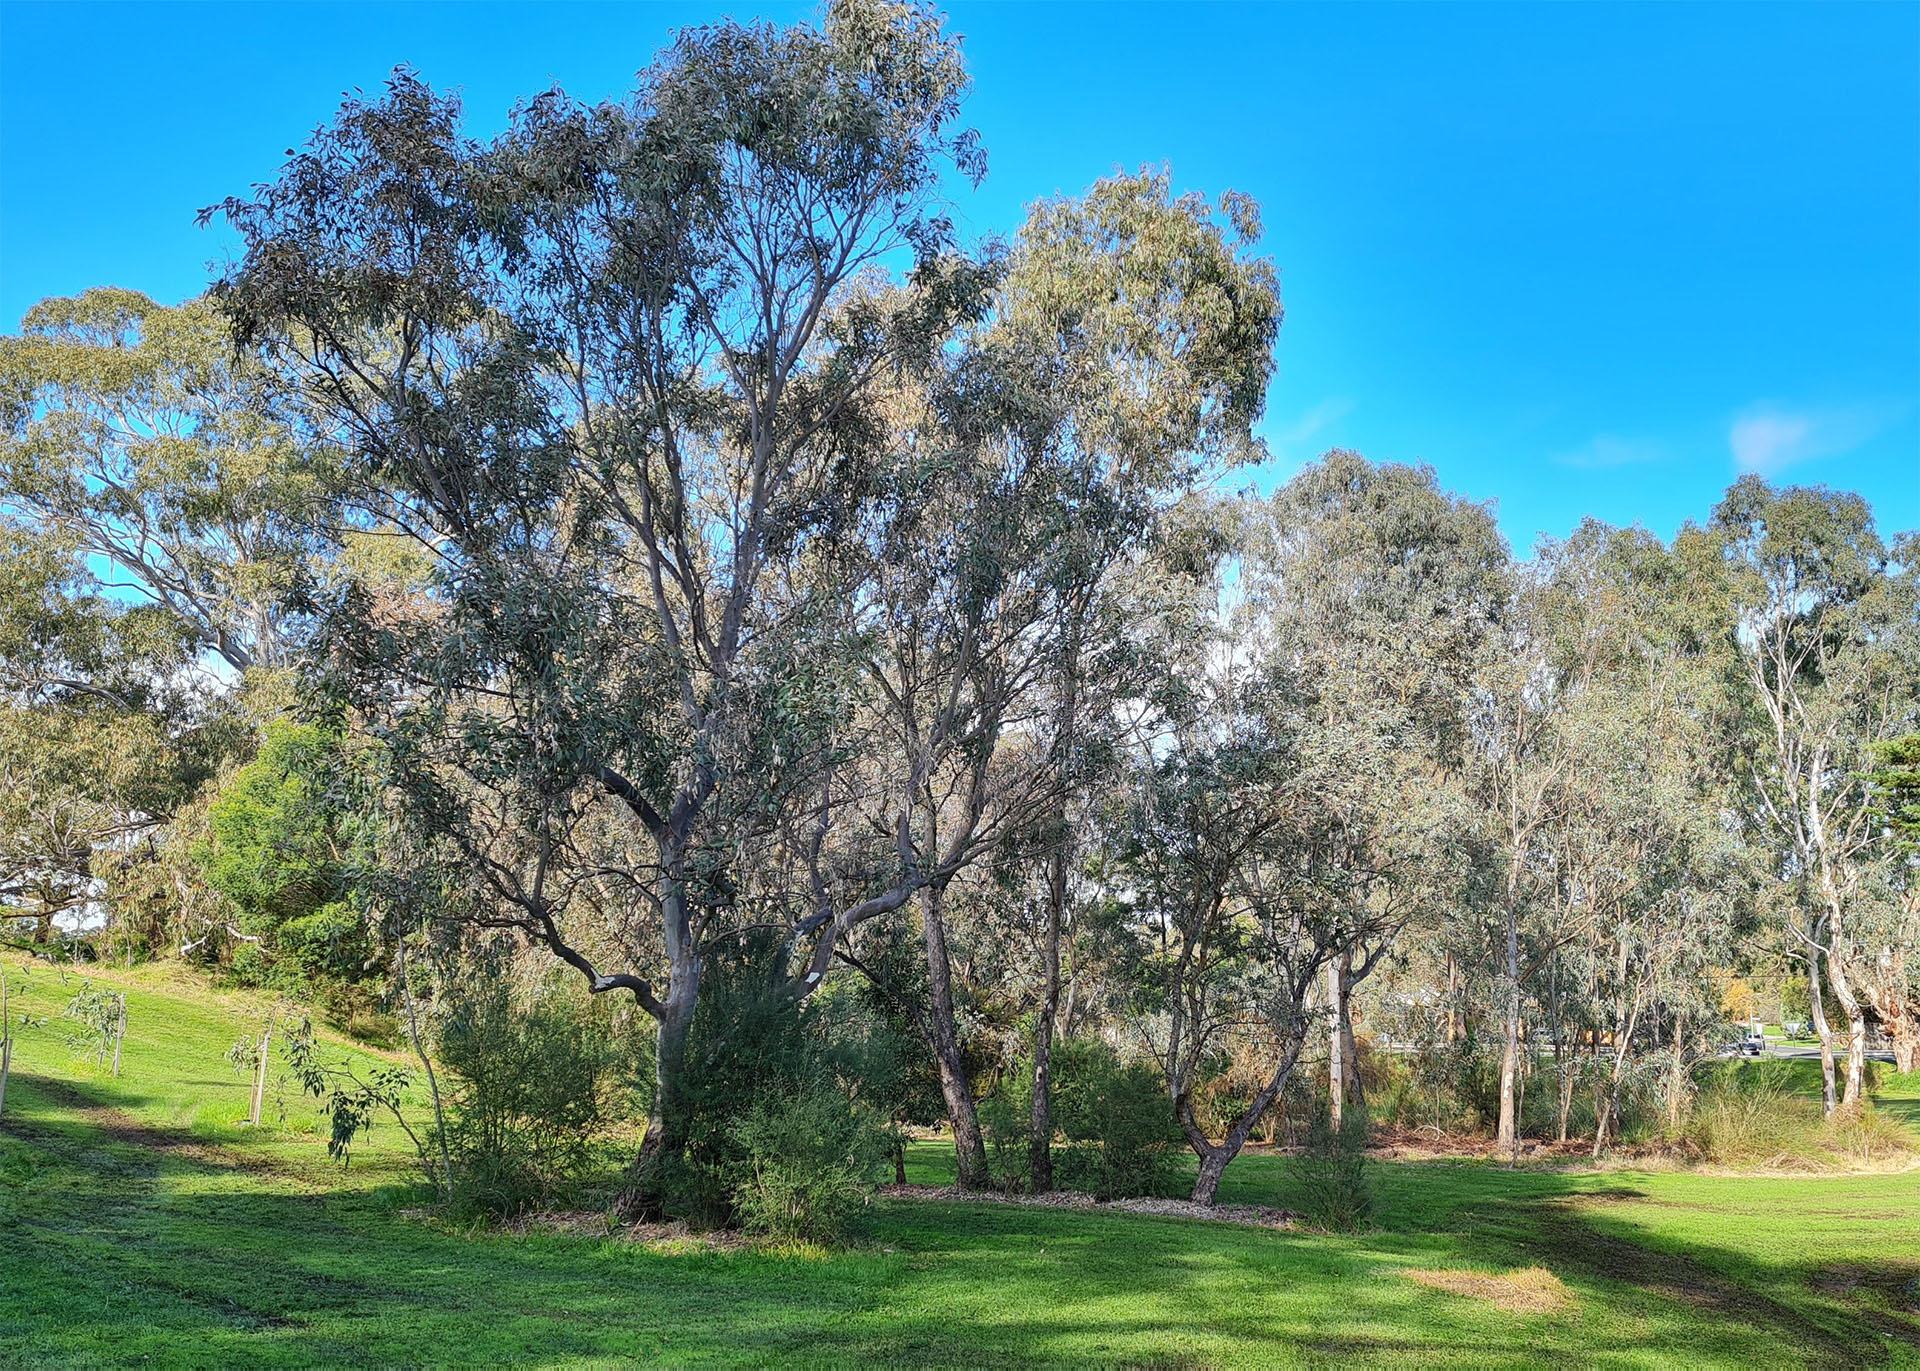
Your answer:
1740,1031 -> 1766,1057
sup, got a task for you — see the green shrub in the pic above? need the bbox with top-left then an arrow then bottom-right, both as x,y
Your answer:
985,1040 -> 1182,1199
1053,1044 -> 1183,1200
727,1085 -> 888,1245
643,939 -> 887,1241
1679,1059 -> 1916,1168
433,977 -> 620,1218
1294,1103 -> 1373,1231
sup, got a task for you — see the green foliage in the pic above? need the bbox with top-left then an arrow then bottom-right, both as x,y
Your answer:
432,975 -> 622,1218
650,944 -> 884,1237
1051,1041 -> 1183,1200
61,982 -> 122,1067
1294,1103 -> 1373,1232
196,722 -> 373,989
985,1040 -> 1182,1199
727,1086 -> 889,1245
1681,1060 -> 1915,1168
281,1016 -> 412,1164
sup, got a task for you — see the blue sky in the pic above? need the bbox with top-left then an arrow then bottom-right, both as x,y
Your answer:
2,1 -> 1914,551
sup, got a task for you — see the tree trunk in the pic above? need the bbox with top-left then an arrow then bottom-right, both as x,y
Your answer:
1826,952 -> 1869,1111
1028,895 -> 1061,1192
617,991 -> 696,1219
1664,1015 -> 1688,1133
1029,624 -> 1080,1194
1444,951 -> 1461,1044
110,995 -> 125,1078
1895,1021 -> 1918,1076
921,881 -> 988,1188
1191,1144 -> 1233,1206
1807,948 -> 1838,1116
1496,894 -> 1522,1156
1326,958 -> 1346,1130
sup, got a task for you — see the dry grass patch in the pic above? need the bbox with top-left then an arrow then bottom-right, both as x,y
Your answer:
1404,1264 -> 1572,1315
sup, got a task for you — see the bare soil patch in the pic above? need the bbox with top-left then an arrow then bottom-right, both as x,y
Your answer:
878,1183 -> 1292,1230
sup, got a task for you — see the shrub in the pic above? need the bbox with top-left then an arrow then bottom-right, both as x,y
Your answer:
433,977 -> 620,1218
1294,1103 -> 1373,1231
1679,1059 -> 1916,1169
985,1040 -> 1182,1199
643,939 -> 887,1241
728,1085 -> 888,1245
1053,1044 -> 1183,1200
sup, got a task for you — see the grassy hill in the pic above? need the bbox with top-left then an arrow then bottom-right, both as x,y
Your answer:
2,954 -> 1916,1368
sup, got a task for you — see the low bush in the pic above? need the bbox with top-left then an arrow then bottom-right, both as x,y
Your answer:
727,1085 -> 888,1245
1294,1103 -> 1373,1231
433,977 -> 621,1218
986,1040 -> 1183,1199
645,940 -> 889,1243
1053,1044 -> 1184,1200
1679,1059 -> 1916,1168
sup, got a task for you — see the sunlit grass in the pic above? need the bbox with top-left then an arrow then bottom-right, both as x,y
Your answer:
2,953 -> 1916,1367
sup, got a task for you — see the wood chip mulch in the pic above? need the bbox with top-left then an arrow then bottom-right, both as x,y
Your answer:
878,1183 -> 1292,1230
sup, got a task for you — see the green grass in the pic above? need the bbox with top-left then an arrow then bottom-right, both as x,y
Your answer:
2,955 -> 1917,1368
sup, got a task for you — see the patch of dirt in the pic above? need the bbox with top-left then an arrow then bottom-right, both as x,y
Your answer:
877,1183 -> 1291,1230
504,1209 -> 748,1250
1405,1264 -> 1572,1314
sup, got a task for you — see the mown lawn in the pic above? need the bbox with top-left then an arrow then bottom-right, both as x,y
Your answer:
1,954 -> 1916,1368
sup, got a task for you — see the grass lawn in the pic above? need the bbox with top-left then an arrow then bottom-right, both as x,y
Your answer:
2,954 -> 1917,1368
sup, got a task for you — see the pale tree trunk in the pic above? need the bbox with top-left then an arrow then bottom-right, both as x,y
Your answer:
1664,1015 -> 1689,1133
1496,887 -> 1523,1156
1807,948 -> 1839,1117
921,880 -> 988,1189
1326,958 -> 1346,1129
1826,951 -> 1869,1111
1444,952 -> 1461,1044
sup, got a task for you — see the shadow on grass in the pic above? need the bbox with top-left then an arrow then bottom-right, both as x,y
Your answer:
5,1089 -> 1915,1367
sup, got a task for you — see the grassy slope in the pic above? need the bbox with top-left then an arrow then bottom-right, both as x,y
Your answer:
1,955 -> 1916,1369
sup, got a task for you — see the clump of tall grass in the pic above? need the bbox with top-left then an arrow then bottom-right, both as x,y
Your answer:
1680,1060 -> 1915,1169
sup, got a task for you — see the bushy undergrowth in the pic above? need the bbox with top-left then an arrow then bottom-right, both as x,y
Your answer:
433,976 -> 624,1218
1294,1103 -> 1373,1231
648,944 -> 890,1243
1678,1059 -> 1914,1168
728,1088 -> 888,1245
986,1039 -> 1183,1199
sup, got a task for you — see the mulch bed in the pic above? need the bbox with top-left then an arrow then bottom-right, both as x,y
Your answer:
878,1183 -> 1291,1229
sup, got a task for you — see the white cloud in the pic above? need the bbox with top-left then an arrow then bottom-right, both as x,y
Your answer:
1268,396 -> 1354,452
1728,402 -> 1904,476
1554,434 -> 1665,471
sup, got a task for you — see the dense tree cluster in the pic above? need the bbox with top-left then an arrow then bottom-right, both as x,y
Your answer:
3,1 -> 1914,1218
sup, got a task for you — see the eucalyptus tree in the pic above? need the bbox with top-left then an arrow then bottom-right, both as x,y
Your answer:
1532,523 -> 1742,1153
1108,508 -> 1366,1203
1865,730 -> 1920,1071
0,523 -> 200,945
210,1 -> 997,1206
1240,453 -> 1506,1126
0,289 -> 322,676
952,172 -> 1280,1189
1709,477 -> 1919,1112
